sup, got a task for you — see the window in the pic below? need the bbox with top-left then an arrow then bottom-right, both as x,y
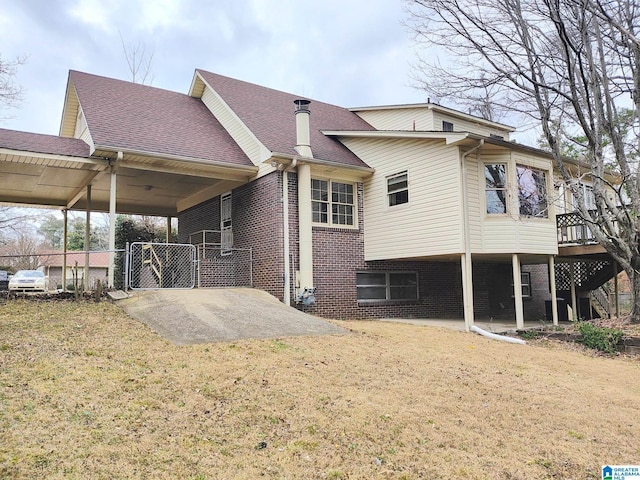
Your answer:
511,271 -> 531,298
485,164 -> 508,214
356,271 -> 418,302
517,165 -> 548,218
387,171 -> 408,206
312,179 -> 355,226
442,121 -> 454,132
221,192 -> 232,255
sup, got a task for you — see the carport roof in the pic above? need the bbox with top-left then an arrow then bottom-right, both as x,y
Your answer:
63,70 -> 252,167
0,128 -> 90,157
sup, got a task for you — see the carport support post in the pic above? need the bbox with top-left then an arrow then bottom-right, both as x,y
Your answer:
108,168 -> 117,288
62,209 -> 68,292
512,254 -> 524,330
549,255 -> 559,326
166,216 -> 172,243
84,184 -> 91,292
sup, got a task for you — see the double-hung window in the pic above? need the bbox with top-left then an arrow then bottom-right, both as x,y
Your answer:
312,179 -> 355,226
387,171 -> 409,206
511,271 -> 532,298
356,271 -> 418,302
517,165 -> 548,218
485,164 -> 508,214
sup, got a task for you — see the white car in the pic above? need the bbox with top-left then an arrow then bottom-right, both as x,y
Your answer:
9,270 -> 47,292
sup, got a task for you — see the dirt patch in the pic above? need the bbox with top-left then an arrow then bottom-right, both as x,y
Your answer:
1,300 -> 639,479
517,317 -> 640,356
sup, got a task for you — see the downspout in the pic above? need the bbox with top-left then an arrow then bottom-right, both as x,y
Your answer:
283,158 -> 298,306
460,140 -> 484,331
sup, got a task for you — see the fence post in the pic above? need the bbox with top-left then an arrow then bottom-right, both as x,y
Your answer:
124,242 -> 130,291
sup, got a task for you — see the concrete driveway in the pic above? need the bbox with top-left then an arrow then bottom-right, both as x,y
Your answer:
116,288 -> 347,345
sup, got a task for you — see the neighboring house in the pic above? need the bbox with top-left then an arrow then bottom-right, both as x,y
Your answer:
0,69 -> 619,327
40,251 -> 109,290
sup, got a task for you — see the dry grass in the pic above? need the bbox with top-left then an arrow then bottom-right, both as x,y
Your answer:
1,300 -> 639,479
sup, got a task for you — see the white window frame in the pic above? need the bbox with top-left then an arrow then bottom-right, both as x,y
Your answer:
387,171 -> 409,207
220,192 -> 232,255
311,178 -> 357,228
442,121 -> 454,132
511,271 -> 532,298
356,271 -> 419,302
516,164 -> 549,218
484,163 -> 508,215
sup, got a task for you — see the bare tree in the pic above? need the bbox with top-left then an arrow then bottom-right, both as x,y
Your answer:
119,32 -> 154,85
405,0 -> 640,321
0,53 -> 26,118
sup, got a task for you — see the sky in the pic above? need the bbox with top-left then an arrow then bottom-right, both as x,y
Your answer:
0,0 -> 426,137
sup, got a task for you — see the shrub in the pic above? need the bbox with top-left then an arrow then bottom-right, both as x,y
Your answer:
576,322 -> 623,354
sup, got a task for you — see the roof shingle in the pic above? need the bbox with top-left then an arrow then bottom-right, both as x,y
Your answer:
69,71 -> 252,167
196,70 -> 374,168
0,128 -> 90,157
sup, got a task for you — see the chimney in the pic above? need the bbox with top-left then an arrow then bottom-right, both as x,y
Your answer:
294,99 -> 313,158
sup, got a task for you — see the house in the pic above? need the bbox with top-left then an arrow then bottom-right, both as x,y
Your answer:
0,69 -> 619,327
40,250 -> 110,290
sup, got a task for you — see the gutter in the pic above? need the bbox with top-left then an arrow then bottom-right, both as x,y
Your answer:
93,145 -> 258,174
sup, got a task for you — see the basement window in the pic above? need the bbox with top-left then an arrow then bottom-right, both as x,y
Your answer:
357,271 -> 418,302
511,271 -> 532,298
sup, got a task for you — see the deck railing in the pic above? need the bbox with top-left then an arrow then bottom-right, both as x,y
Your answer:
556,212 -> 598,245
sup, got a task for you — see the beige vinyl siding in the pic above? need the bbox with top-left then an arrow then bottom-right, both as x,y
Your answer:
201,87 -> 271,165
342,137 -> 464,261
73,107 -> 94,151
475,150 -> 557,254
431,111 -> 511,139
355,108 -> 435,131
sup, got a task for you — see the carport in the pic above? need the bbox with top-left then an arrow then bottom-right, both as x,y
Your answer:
0,71 -> 258,289
0,128 -> 256,287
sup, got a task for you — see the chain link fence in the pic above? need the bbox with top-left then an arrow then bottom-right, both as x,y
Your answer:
0,242 -> 253,293
196,246 -> 253,288
0,250 -> 126,292
128,242 -> 196,289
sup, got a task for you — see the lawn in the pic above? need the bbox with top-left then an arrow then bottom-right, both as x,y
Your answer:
1,299 -> 639,479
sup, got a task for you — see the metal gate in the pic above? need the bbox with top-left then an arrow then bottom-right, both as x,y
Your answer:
128,242 -> 197,290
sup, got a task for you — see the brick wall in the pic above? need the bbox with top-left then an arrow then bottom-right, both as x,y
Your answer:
179,171 -> 543,321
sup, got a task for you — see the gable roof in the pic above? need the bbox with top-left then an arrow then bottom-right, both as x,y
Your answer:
0,128 -> 90,157
65,71 -> 252,167
194,70 -> 373,168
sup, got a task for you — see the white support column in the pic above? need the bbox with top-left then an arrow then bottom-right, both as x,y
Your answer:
512,254 -> 524,329
108,170 -> 116,288
570,260 -> 578,321
461,253 -> 475,331
84,184 -> 91,291
297,163 -> 313,293
613,261 -> 619,318
62,209 -> 68,292
283,170 -> 291,306
548,255 -> 558,326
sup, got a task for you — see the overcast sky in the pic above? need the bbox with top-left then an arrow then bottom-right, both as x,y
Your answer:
0,0 -> 538,146
1,0 -> 425,135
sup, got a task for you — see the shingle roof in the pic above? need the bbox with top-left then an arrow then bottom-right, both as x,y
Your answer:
68,70 -> 252,167
0,128 -> 90,157
196,70 -> 374,168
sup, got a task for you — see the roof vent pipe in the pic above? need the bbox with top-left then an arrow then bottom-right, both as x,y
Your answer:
294,99 -> 313,158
